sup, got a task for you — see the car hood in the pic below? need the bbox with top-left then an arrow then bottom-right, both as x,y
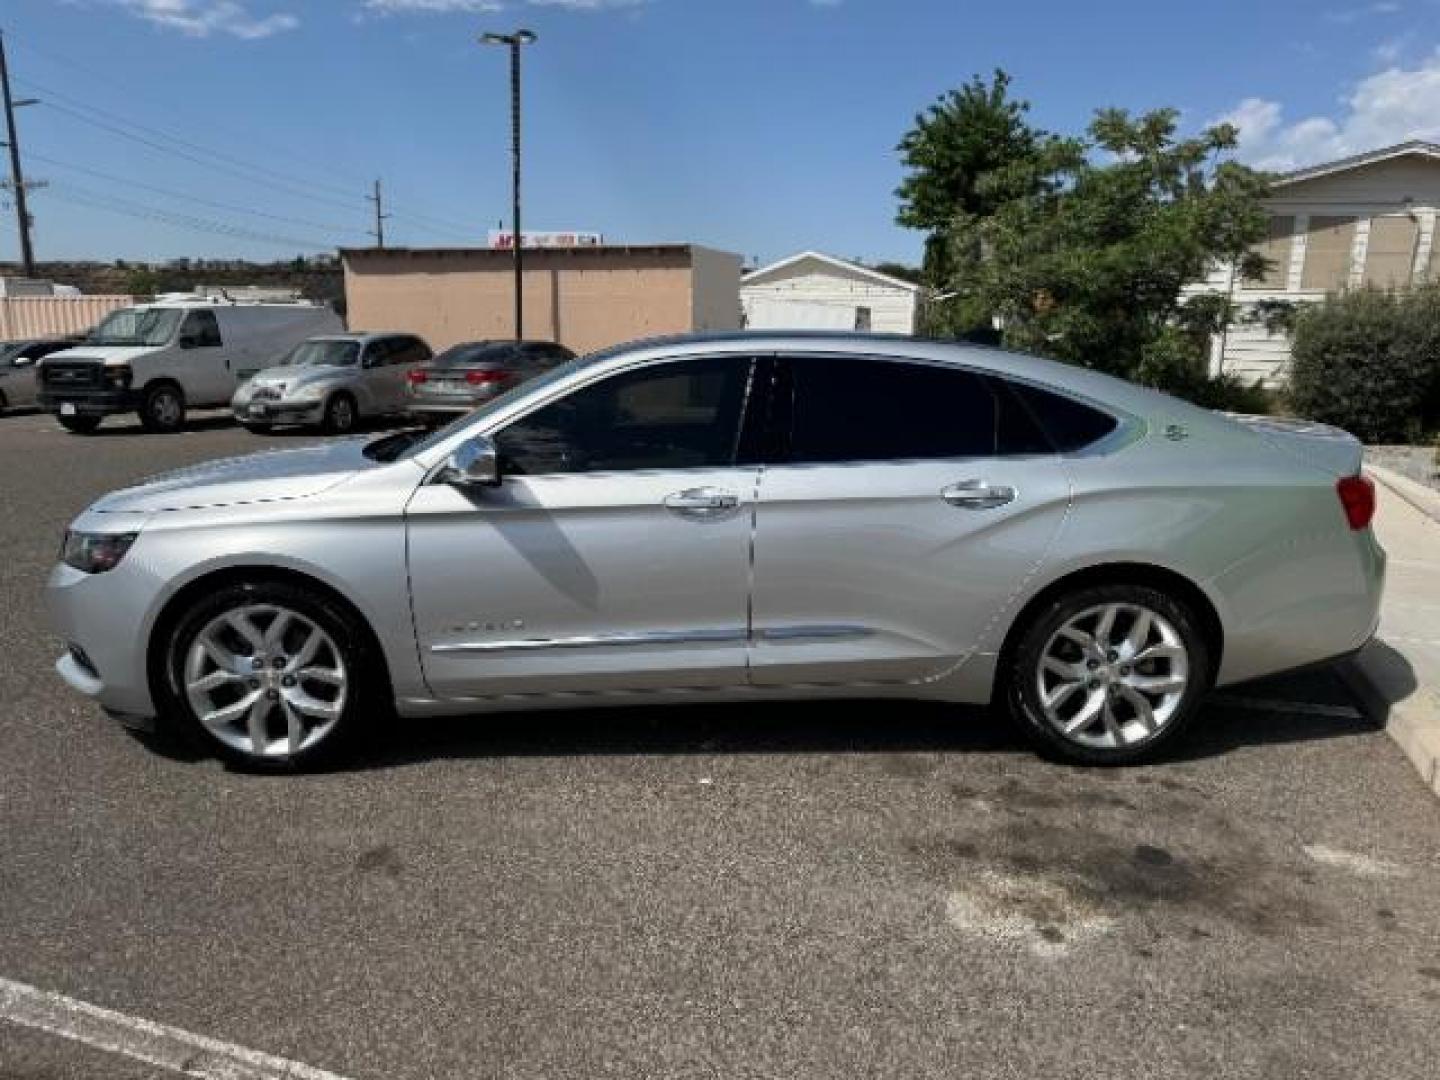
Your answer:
246,364 -> 351,391
92,438 -> 377,513
40,345 -> 156,368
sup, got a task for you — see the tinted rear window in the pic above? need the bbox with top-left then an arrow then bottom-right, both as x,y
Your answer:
1008,381 -> 1120,451
433,343 -> 511,366
785,356 -> 1047,463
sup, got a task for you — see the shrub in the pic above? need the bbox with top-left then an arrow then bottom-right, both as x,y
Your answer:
1289,287 -> 1440,443
1136,325 -> 1272,414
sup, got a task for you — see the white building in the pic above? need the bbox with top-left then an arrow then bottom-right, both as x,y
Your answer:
1194,140 -> 1440,386
741,251 -> 921,334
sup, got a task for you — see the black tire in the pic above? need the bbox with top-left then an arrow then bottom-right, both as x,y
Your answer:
57,413 -> 102,434
1004,582 -> 1211,766
159,579 -> 385,771
321,392 -> 358,435
243,422 -> 273,435
138,382 -> 186,433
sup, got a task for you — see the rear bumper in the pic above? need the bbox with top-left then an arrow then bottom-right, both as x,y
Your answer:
38,388 -> 137,416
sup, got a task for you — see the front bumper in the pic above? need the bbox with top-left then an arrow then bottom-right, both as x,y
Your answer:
47,558 -> 158,719
234,399 -> 324,425
38,388 -> 138,416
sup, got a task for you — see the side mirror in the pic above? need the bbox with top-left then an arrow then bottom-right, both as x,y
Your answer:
445,435 -> 501,487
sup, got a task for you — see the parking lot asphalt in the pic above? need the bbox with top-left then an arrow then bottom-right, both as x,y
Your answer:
1,407 -> 1438,1079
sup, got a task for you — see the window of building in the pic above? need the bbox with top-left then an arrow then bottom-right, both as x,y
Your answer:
1244,215 -> 1295,290
1362,214 -> 1420,289
854,306 -> 872,331
1301,216 -> 1357,292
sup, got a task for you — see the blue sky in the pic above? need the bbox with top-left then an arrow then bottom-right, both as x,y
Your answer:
4,0 -> 1440,265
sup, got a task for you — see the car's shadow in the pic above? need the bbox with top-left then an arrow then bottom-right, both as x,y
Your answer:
132,683 -> 1384,774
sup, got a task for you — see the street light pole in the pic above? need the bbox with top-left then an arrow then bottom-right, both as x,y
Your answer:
480,29 -> 537,342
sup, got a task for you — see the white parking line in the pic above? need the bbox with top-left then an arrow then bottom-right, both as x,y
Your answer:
1208,694 -> 1364,720
0,976 -> 354,1080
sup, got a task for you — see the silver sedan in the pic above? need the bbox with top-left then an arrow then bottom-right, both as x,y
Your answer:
48,333 -> 1385,769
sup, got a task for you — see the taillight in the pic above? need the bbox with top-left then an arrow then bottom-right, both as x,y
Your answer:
1336,475 -> 1375,530
406,370 -> 428,385
465,370 -> 508,387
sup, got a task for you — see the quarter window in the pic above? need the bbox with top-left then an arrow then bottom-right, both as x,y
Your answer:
495,355 -> 754,475
782,356 -> 1048,463
1006,381 -> 1119,452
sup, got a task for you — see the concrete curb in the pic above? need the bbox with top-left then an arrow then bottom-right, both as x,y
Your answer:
1365,462 -> 1440,525
1339,646 -> 1440,798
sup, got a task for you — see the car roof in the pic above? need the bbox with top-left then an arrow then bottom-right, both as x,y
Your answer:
593,331 -> 1208,423
305,332 -> 412,344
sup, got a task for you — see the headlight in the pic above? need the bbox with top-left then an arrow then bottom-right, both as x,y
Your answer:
106,365 -> 133,389
61,530 -> 138,574
291,383 -> 326,401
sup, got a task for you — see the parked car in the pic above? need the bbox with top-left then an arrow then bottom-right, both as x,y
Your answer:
231,333 -> 432,434
47,332 -> 1385,770
37,298 -> 344,434
0,338 -> 80,412
406,339 -> 575,421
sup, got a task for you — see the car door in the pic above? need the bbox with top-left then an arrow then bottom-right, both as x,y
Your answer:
355,338 -> 393,415
406,352 -> 762,698
749,353 -> 1073,687
176,310 -> 230,405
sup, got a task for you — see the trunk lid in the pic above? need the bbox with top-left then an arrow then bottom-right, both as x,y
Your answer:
1221,413 -> 1364,477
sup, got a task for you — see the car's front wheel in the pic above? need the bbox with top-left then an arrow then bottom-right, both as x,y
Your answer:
161,580 -> 378,769
138,383 -> 186,433
322,393 -> 357,435
1005,583 -> 1210,766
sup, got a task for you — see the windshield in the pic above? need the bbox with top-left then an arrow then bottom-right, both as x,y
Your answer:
394,351 -> 598,461
88,308 -> 185,348
285,339 -> 360,368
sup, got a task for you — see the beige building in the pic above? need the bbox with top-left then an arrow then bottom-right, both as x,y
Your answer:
341,244 -> 741,354
1193,141 -> 1440,386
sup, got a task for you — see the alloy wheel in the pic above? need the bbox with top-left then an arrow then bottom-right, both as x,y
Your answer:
1035,602 -> 1189,749
183,603 -> 348,759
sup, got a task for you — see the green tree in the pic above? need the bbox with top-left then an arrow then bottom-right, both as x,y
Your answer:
895,70 -> 1051,294
941,106 -> 1271,390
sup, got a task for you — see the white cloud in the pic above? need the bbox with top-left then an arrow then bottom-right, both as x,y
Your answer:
112,0 -> 298,38
1215,49 -> 1440,171
1324,2 -> 1402,24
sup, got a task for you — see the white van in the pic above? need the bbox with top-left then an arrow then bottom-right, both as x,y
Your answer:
37,298 -> 344,433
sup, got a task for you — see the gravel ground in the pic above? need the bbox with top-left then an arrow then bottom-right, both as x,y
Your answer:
2,408 -> 1438,1080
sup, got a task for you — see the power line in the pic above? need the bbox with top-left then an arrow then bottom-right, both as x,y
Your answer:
26,151 -> 368,239
46,181 -> 333,251
16,69 -> 483,240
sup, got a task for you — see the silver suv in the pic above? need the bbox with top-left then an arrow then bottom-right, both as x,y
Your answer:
49,333 -> 1384,771
232,332 -> 432,434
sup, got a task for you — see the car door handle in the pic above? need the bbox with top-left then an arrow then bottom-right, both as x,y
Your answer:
664,487 -> 740,516
941,479 -> 1016,509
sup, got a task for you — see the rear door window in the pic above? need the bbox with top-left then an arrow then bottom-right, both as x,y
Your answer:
780,355 -> 1039,464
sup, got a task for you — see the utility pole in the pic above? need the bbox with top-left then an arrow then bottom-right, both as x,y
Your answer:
367,178 -> 389,248
480,28 -> 537,341
0,30 -> 41,277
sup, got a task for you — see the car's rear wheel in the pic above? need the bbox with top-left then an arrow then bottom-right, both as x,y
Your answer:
57,413 -> 102,434
162,580 -> 378,769
1005,583 -> 1210,766
322,393 -> 357,435
139,383 -> 186,433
